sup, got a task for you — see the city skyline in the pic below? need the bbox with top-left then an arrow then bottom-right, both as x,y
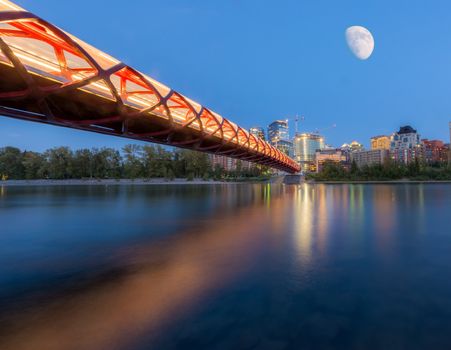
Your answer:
1,0 -> 451,151
254,120 -> 450,150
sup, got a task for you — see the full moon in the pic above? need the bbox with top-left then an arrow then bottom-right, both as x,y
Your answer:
345,26 -> 374,60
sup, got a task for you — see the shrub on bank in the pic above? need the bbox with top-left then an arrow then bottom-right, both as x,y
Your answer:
308,161 -> 451,182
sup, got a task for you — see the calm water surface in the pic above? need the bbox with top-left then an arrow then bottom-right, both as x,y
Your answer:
0,183 -> 451,350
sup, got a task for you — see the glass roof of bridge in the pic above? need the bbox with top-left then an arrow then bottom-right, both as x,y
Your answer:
0,0 -> 299,171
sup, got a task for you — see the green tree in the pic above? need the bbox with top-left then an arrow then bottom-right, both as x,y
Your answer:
0,147 -> 24,179
174,149 -> 210,179
92,148 -> 122,178
72,149 -> 94,178
350,160 -> 358,178
408,158 -> 421,177
235,160 -> 243,178
22,151 -> 45,179
166,168 -> 175,181
43,147 -> 73,179
122,144 -> 144,179
213,163 -> 223,180
142,145 -> 173,178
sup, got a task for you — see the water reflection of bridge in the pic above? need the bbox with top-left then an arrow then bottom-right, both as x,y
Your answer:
0,1 -> 299,174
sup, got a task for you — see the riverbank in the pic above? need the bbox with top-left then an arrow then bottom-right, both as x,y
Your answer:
0,179 -> 234,186
4,178 -> 451,187
307,179 -> 451,184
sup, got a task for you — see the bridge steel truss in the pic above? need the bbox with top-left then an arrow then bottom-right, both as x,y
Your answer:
0,1 -> 299,173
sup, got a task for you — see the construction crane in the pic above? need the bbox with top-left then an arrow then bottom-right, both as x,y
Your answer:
314,123 -> 337,135
287,116 -> 336,136
284,115 -> 336,138
285,114 -> 305,135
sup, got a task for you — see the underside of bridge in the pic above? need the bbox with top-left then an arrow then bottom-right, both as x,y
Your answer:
0,0 -> 300,173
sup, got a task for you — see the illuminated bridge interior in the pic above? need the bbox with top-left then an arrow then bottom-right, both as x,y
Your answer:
0,0 -> 300,173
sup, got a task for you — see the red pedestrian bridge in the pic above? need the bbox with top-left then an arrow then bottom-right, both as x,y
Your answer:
0,1 -> 300,173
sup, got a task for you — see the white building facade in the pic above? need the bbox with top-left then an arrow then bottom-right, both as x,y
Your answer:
390,126 -> 421,164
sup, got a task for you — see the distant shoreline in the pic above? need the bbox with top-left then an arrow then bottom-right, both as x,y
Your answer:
0,179 -> 234,186
307,180 -> 451,184
2,179 -> 451,187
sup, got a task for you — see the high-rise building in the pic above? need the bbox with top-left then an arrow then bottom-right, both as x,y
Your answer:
209,154 -> 251,172
390,125 -> 421,164
267,120 -> 292,157
351,149 -> 390,168
351,141 -> 364,152
316,149 -> 349,173
421,139 -> 448,164
276,140 -> 293,157
341,141 -> 364,153
210,154 -> 235,171
249,126 -> 265,141
449,122 -> 451,164
268,120 -> 289,145
293,133 -> 325,172
371,135 -> 391,150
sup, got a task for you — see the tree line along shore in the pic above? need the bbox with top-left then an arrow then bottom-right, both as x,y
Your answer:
0,145 -> 269,182
308,159 -> 451,182
2,145 -> 451,184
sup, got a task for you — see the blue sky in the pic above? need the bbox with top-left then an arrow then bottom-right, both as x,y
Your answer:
1,0 -> 451,151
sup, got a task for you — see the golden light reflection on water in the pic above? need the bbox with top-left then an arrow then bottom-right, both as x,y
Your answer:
375,186 -> 396,226
0,183 -> 433,350
293,184 -> 314,263
316,185 -> 329,252
0,185 -> 285,350
416,184 -> 426,234
348,185 -> 365,233
263,182 -> 271,208
292,184 -> 419,263
292,184 -> 332,263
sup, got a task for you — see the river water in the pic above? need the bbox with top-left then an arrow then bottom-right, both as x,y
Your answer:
0,183 -> 451,350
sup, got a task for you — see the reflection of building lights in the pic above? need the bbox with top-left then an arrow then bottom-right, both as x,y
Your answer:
295,186 -> 309,250
264,183 -> 271,208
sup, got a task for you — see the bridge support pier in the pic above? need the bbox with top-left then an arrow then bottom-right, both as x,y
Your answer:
283,175 -> 304,185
